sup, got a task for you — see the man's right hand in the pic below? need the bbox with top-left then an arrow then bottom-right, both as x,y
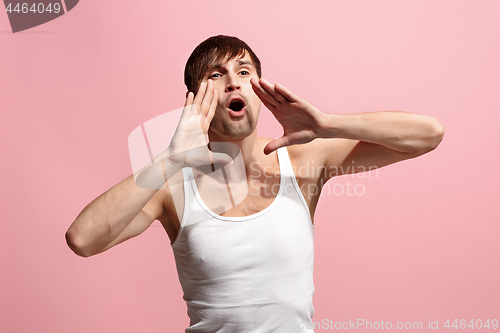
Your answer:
135,80 -> 233,189
162,80 -> 234,168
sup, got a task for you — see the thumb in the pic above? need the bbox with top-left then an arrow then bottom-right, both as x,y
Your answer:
263,136 -> 291,155
211,152 -> 234,166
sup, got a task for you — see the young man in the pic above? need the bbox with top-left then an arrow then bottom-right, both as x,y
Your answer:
66,35 -> 444,332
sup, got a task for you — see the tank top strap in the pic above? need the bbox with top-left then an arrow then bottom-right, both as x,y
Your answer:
276,146 -> 295,179
277,147 -> 313,225
181,167 -> 195,198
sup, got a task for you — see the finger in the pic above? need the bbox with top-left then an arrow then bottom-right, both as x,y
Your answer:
207,89 -> 218,121
252,84 -> 277,112
200,79 -> 215,117
251,77 -> 280,106
259,78 -> 290,104
193,81 -> 208,111
263,136 -> 292,155
274,83 -> 299,103
180,92 -> 196,121
184,91 -> 194,106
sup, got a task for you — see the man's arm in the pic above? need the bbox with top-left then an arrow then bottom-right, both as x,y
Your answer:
65,175 -> 165,257
66,79 -> 228,257
250,78 -> 444,176
313,111 -> 444,178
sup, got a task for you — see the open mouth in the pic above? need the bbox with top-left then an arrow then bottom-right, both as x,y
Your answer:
228,98 -> 246,112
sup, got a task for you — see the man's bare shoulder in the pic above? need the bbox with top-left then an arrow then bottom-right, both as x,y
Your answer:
259,136 -> 357,169
278,138 -> 331,164
287,138 -> 360,167
259,137 -> 329,174
287,140 -> 322,161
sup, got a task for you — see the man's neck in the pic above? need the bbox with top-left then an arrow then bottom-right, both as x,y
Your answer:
207,129 -> 271,171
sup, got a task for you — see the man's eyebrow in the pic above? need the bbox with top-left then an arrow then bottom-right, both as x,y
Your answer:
206,62 -> 224,73
235,59 -> 255,68
207,59 -> 255,73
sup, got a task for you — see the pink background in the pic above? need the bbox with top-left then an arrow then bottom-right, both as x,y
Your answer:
1,1 -> 499,332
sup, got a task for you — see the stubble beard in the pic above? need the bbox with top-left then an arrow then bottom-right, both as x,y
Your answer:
209,108 -> 257,141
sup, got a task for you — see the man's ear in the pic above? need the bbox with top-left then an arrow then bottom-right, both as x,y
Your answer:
186,91 -> 190,99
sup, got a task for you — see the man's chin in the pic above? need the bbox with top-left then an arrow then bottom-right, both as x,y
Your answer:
209,124 -> 256,141
209,110 -> 258,141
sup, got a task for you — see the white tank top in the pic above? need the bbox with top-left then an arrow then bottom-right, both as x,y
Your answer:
171,147 -> 315,332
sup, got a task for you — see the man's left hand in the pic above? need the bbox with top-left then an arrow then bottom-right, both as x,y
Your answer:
251,77 -> 329,155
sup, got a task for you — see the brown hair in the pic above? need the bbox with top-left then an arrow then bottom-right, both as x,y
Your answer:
184,35 -> 262,93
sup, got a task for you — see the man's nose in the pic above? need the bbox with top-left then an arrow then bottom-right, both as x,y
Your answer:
225,73 -> 241,92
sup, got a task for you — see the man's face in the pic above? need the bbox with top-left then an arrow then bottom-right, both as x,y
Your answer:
202,52 -> 261,140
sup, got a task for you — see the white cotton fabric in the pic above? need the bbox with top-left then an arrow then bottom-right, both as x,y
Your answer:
171,147 -> 315,333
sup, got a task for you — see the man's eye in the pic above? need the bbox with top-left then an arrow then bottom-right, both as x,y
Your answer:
211,73 -> 221,78
240,71 -> 249,75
